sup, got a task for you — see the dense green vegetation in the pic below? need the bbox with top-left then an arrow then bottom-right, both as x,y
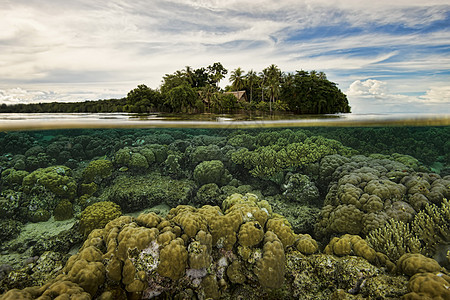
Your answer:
0,63 -> 351,114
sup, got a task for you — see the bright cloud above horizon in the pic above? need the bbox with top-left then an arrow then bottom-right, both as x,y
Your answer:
1,0 -> 449,113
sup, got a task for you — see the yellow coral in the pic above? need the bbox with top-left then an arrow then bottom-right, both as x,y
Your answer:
238,221 -> 264,247
188,230 -> 212,269
404,272 -> 450,299
255,231 -> 285,289
295,234 -> 318,255
80,201 -> 122,237
157,238 -> 188,280
136,212 -> 161,228
266,216 -> 296,249
397,253 -> 442,276
325,234 -> 395,270
64,246 -> 106,296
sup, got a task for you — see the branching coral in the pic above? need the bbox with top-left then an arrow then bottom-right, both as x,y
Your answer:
411,198 -> 450,257
366,218 -> 423,262
231,136 -> 354,180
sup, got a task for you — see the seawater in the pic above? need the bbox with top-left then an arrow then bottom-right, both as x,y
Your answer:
0,113 -> 449,299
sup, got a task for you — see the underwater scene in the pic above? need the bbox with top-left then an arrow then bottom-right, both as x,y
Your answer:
0,122 -> 449,299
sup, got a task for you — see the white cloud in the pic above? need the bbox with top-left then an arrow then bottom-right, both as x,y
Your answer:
0,86 -> 127,105
347,79 -> 387,98
346,79 -> 450,113
420,86 -> 450,103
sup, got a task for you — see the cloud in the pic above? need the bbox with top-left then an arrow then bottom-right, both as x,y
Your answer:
346,79 -> 450,113
420,86 -> 450,103
0,86 -> 126,105
347,79 -> 387,98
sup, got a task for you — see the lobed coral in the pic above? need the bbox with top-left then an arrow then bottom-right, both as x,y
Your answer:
403,272 -> 450,300
324,234 -> 395,271
314,156 -> 450,241
255,231 -> 285,289
79,201 -> 122,237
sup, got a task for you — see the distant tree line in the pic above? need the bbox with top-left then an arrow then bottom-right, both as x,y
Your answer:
0,63 -> 351,114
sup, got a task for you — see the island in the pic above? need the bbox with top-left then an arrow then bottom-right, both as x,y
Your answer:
0,63 -> 351,114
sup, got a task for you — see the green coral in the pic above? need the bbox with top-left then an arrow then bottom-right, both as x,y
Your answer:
195,183 -> 221,206
82,159 -> 113,183
411,198 -> 450,257
113,147 -> 132,166
22,166 -> 77,200
193,160 -> 231,186
282,173 -> 320,205
129,152 -> 148,170
113,146 -> 158,171
79,201 -> 122,236
1,168 -> 29,187
53,199 -> 74,221
366,218 -> 422,262
29,208 -> 51,222
231,136 -> 354,179
188,144 -> 223,165
0,219 -> 23,241
100,172 -> 195,211
163,154 -> 182,178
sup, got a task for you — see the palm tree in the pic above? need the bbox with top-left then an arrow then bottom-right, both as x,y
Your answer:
245,70 -> 258,103
265,64 -> 282,111
229,67 -> 245,91
183,66 -> 194,86
318,71 -> 327,80
201,84 -> 216,111
259,68 -> 269,103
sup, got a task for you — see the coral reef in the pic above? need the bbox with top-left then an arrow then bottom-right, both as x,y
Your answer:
114,145 -> 158,171
0,193 -> 321,299
324,234 -> 395,271
53,199 -> 73,221
231,135 -> 356,180
282,173 -> 320,205
1,127 -> 449,299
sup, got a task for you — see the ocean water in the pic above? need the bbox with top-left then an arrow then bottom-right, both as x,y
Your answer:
0,113 -> 449,299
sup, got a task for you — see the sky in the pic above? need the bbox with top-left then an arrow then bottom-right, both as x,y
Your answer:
1,0 -> 449,113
